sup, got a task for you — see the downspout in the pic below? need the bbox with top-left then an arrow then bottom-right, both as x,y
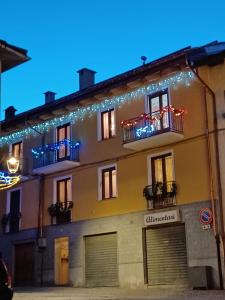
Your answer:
26,122 -> 46,286
186,59 -> 225,289
25,121 -> 45,240
36,134 -> 46,287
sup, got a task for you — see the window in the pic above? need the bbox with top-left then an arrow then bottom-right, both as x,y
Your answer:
12,141 -> 22,159
147,152 -> 176,209
9,141 -> 22,172
148,90 -> 169,131
56,177 -> 72,207
55,177 -> 72,224
56,123 -> 70,160
98,108 -> 116,140
151,153 -> 173,184
98,164 -> 117,200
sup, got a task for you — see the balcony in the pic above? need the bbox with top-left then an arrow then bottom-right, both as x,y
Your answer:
32,139 -> 80,175
143,181 -> 177,210
121,109 -> 184,150
1,212 -> 21,233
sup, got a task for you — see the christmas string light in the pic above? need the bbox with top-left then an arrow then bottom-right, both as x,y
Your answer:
0,172 -> 20,190
136,124 -> 155,137
32,139 -> 80,158
0,71 -> 194,146
121,105 -> 185,128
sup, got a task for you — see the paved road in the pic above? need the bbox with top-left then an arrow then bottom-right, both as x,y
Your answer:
13,287 -> 225,300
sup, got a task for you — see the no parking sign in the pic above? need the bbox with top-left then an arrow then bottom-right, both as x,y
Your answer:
199,208 -> 213,229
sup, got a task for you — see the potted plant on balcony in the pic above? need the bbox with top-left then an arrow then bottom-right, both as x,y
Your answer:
167,181 -> 177,198
48,201 -> 73,224
143,182 -> 163,200
143,182 -> 163,209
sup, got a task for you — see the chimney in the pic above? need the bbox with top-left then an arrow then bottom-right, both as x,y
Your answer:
5,106 -> 17,120
77,68 -> 96,90
44,91 -> 56,104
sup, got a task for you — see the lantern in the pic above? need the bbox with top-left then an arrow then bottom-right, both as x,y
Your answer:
7,157 -> 20,174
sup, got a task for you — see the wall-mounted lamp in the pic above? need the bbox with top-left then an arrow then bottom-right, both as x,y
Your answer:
7,157 -> 20,174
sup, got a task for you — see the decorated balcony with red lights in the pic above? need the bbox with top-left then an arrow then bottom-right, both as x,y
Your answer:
121,104 -> 185,151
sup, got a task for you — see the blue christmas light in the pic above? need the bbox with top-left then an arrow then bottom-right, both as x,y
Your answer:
136,125 -> 155,137
0,71 -> 195,146
31,139 -> 80,158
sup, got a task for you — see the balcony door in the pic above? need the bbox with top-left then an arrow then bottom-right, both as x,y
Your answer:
149,91 -> 169,131
56,177 -> 72,224
150,153 -> 174,208
151,153 -> 173,189
56,124 -> 70,161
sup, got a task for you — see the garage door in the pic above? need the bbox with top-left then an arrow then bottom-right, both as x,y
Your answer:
145,224 -> 188,285
85,233 -> 118,287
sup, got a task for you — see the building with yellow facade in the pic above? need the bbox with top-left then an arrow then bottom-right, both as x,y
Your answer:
0,40 -> 225,289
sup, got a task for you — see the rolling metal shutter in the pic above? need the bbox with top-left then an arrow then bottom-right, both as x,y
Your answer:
85,233 -> 118,287
145,224 -> 188,285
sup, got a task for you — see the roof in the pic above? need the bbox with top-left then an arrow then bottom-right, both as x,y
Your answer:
0,39 -> 30,72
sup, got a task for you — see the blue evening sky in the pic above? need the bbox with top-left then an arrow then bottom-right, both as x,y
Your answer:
1,0 -> 225,117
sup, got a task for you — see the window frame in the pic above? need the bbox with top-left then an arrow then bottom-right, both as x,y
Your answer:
147,150 -> 175,186
53,175 -> 73,224
56,177 -> 71,208
98,164 -> 117,200
97,107 -> 116,141
56,123 -> 71,160
145,88 -> 171,114
53,175 -> 73,204
11,141 -> 23,159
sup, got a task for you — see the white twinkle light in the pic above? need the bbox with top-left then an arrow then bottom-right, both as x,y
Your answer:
0,71 -> 195,146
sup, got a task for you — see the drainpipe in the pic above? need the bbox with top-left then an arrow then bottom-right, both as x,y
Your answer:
186,59 -> 225,289
25,121 -> 46,240
37,173 -> 45,287
26,121 -> 46,286
36,134 -> 46,287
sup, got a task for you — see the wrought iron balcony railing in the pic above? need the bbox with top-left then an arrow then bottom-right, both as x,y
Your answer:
48,201 -> 73,225
1,212 -> 21,233
32,139 -> 80,170
143,181 -> 177,209
121,110 -> 183,144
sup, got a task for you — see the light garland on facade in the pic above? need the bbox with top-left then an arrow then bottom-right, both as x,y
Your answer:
32,139 -> 80,158
120,105 -> 185,128
0,71 -> 194,146
0,172 -> 20,190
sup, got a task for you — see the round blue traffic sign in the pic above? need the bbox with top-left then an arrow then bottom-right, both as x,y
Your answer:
199,208 -> 213,225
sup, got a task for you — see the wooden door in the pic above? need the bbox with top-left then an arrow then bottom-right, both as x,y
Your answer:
14,242 -> 35,286
54,237 -> 69,285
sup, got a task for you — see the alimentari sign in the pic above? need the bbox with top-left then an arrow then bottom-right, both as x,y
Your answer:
144,209 -> 180,226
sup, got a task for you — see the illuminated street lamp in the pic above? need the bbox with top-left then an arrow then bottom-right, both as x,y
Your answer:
6,157 -> 20,174
0,157 -> 21,190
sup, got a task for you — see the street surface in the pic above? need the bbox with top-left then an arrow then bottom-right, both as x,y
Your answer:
13,287 -> 225,300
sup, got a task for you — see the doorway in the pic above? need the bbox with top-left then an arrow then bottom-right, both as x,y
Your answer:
54,237 -> 69,285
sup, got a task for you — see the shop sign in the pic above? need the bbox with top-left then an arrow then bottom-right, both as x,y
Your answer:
144,209 -> 180,226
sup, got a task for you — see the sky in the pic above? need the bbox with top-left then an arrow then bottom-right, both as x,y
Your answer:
1,0 -> 225,118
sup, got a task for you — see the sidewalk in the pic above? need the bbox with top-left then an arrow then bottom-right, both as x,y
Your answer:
13,286 -> 225,300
